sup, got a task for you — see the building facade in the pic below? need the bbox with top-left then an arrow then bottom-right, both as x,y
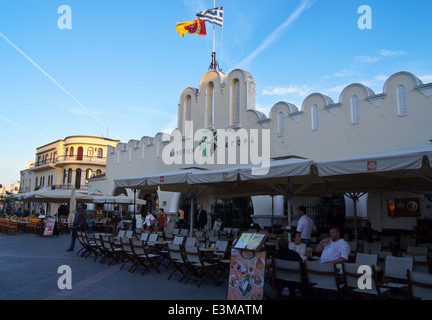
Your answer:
90,69 -> 432,232
20,135 -> 119,194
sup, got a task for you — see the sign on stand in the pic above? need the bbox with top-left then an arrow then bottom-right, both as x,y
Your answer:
135,214 -> 143,230
227,232 -> 268,300
43,218 -> 56,237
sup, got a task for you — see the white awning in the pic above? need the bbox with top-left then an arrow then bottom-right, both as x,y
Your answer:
316,144 -> 432,177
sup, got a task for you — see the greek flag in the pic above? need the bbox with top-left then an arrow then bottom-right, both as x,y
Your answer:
196,6 -> 224,27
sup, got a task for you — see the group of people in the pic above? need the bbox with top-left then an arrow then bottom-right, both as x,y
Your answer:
175,204 -> 208,230
269,206 -> 351,298
143,208 -> 168,232
66,204 -> 169,252
288,205 -> 350,264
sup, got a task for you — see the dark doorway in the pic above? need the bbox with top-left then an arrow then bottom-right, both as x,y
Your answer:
75,169 -> 82,189
77,147 -> 84,161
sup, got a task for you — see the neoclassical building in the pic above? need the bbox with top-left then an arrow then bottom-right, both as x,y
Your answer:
20,135 -> 119,195
89,69 -> 432,232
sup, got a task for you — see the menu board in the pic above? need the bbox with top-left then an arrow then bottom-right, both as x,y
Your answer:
135,214 -> 143,229
233,232 -> 267,251
227,248 -> 266,300
43,218 -> 56,237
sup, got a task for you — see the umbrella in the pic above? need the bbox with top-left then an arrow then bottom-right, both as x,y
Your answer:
308,144 -> 432,240
68,189 -> 77,224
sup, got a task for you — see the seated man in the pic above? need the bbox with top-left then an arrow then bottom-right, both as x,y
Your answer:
316,226 -> 350,264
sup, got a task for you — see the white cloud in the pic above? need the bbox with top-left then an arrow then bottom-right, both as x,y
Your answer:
419,75 -> 432,83
324,84 -> 349,95
262,84 -> 312,97
374,74 -> 389,82
353,49 -> 407,64
353,55 -> 382,63
378,49 -> 406,57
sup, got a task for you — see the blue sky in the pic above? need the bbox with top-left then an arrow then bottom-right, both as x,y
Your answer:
0,0 -> 431,187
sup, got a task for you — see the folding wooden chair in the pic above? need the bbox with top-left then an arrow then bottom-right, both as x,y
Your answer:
83,232 -> 102,260
184,246 -> 219,287
355,253 -> 378,266
99,235 -> 122,265
75,231 -> 89,257
408,269 -> 432,300
7,221 -> 18,236
167,243 -> 187,281
129,239 -> 161,275
380,255 -> 414,298
342,263 -> 389,300
273,258 -> 306,299
120,236 -> 136,270
305,261 -> 343,299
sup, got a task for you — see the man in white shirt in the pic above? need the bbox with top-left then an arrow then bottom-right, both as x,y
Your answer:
296,206 -> 316,246
316,227 -> 351,264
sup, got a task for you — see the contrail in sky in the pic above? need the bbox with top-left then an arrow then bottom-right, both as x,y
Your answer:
236,0 -> 315,69
0,114 -> 54,141
0,32 -> 122,141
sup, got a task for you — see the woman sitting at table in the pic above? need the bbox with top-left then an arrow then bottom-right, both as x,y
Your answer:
267,237 -> 303,298
289,232 -> 307,257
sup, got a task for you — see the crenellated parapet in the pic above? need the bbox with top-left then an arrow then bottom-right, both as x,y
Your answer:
106,69 -> 432,177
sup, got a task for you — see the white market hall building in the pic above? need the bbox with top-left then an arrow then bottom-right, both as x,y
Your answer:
89,68 -> 432,234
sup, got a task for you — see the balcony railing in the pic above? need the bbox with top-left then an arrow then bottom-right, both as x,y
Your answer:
51,185 -> 88,191
29,155 -> 107,169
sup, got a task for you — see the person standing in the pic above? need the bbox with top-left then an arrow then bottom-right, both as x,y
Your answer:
177,208 -> 185,229
157,208 -> 168,232
296,205 -> 316,247
196,204 -> 207,231
67,203 -> 87,252
144,211 -> 155,231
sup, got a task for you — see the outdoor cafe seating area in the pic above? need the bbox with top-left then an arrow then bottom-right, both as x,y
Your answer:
271,232 -> 432,300
68,225 -> 432,300
0,216 -> 44,236
75,228 -> 235,288
2,212 -> 432,299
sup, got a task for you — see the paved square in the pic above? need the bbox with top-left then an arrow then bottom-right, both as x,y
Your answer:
0,233 -> 228,300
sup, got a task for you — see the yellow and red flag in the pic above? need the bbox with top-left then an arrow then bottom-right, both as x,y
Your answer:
176,19 -> 207,38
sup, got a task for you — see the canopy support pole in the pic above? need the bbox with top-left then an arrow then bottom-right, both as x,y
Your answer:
344,192 -> 366,241
132,188 -> 137,232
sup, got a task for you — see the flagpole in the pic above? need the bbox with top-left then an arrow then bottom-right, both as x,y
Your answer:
211,0 -> 216,70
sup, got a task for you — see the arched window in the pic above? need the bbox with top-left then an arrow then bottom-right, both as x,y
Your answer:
312,104 -> 319,131
96,169 -> 102,176
206,82 -> 214,127
86,169 -> 92,182
67,169 -> 72,184
97,148 -> 103,158
397,85 -> 407,116
231,79 -> 240,126
87,147 -> 94,157
277,112 -> 284,136
351,95 -> 360,124
69,147 -> 74,157
63,169 -> 67,184
184,95 -> 192,137
65,148 -> 68,158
